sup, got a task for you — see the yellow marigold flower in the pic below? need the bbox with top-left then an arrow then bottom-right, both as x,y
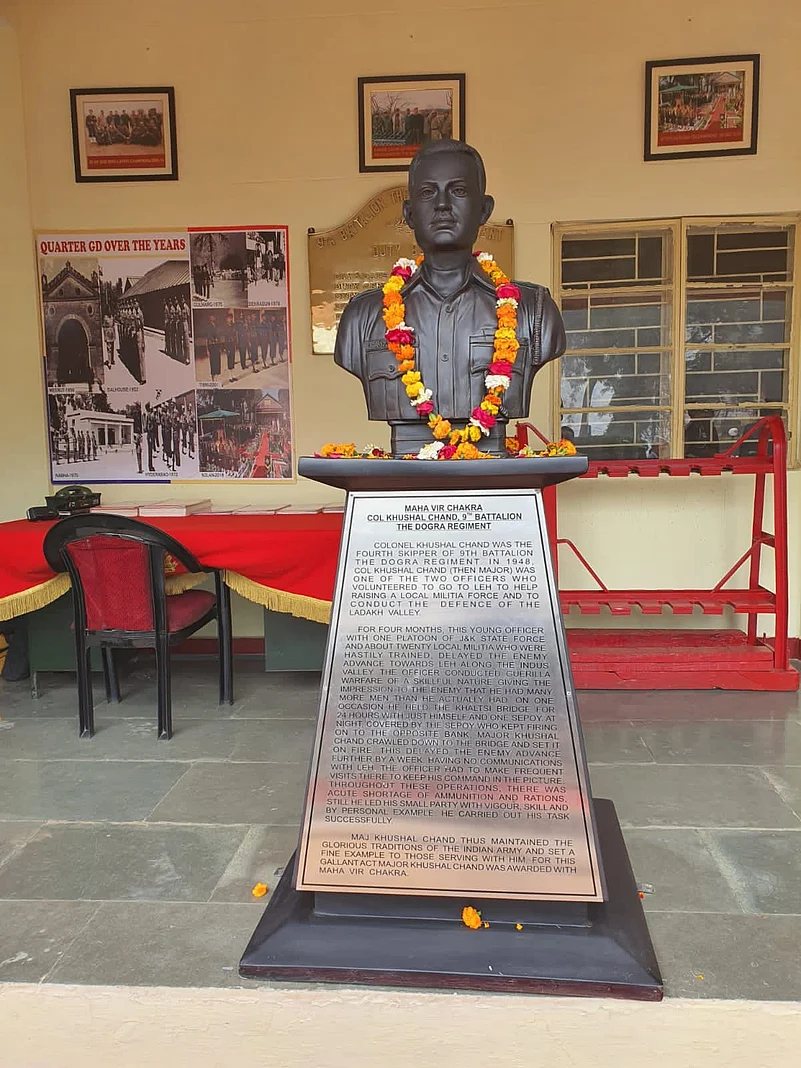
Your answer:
401,370 -> 421,385
383,276 -> 404,292
515,923 -> 523,931
461,906 -> 482,929
483,921 -> 490,929
495,327 -> 517,341
406,382 -> 423,398
467,425 -> 482,443
251,882 -> 269,898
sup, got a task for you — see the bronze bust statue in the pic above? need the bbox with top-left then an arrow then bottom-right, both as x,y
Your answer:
334,139 -> 566,457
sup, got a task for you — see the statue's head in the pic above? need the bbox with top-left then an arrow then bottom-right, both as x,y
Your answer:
403,140 -> 494,255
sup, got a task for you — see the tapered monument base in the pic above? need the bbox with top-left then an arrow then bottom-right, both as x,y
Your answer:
239,798 -> 663,1000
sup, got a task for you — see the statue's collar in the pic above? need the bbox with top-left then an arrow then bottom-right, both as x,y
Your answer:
403,257 -> 497,297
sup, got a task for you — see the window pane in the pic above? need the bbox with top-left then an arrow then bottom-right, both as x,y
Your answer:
561,229 -> 672,290
564,292 -> 672,350
561,352 -> 670,408
684,409 -> 787,458
686,226 -> 794,283
685,348 -> 789,404
560,410 -> 671,460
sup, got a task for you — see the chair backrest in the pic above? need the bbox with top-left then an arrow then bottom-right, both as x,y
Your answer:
43,514 -> 205,634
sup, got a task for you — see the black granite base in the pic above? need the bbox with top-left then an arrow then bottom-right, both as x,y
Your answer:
239,798 -> 663,1000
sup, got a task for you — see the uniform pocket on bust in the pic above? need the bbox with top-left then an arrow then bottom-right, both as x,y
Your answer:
365,340 -> 400,381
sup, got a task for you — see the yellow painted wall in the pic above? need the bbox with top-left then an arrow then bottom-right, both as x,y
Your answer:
1,0 -> 800,636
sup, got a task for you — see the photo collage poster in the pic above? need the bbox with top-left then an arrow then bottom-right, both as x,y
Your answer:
37,226 -> 292,484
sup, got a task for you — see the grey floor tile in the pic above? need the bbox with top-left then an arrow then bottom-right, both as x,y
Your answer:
0,823 -> 248,902
46,900 -> 261,987
581,724 -> 653,764
579,689 -> 799,724
0,821 -> 43,868
0,759 -> 187,821
147,762 -> 307,825
648,912 -> 801,1000
1,677 -> 108,719
228,720 -> 317,763
639,720 -> 801,766
590,764 -> 801,828
702,829 -> 801,914
0,899 -> 99,982
0,716 -> 239,761
622,828 -> 741,913
233,680 -> 320,720
210,825 -> 300,903
762,766 -> 801,819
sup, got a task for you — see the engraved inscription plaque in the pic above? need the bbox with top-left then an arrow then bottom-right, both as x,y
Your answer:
308,187 -> 514,354
296,489 -> 604,901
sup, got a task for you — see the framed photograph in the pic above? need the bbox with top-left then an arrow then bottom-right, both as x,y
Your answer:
69,86 -> 178,182
358,73 -> 465,173
645,55 -> 759,161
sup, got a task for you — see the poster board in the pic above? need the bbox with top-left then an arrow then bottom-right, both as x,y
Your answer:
36,226 -> 293,483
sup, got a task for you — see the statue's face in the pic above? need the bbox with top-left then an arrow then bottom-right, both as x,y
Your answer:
403,151 -> 494,253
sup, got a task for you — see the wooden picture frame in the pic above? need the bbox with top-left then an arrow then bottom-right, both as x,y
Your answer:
69,86 -> 178,182
358,73 -> 466,173
644,55 -> 759,161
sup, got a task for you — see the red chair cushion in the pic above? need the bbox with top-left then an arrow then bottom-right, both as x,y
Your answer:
67,536 -> 153,630
166,589 -> 216,633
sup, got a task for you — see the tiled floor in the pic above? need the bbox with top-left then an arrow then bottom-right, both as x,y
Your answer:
0,657 -> 799,999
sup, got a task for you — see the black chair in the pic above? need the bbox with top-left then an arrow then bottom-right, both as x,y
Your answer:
43,514 -> 233,739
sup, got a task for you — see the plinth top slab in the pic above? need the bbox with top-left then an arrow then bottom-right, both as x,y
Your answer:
298,456 -> 588,492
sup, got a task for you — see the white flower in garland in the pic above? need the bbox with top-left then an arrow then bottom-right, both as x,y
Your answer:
409,388 -> 433,408
485,374 -> 511,390
417,441 -> 444,460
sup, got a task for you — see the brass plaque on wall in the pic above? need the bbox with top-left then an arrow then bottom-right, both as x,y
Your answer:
295,489 -> 604,902
308,188 -> 514,354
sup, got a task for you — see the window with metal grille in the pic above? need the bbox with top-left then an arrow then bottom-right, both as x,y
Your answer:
553,218 -> 798,461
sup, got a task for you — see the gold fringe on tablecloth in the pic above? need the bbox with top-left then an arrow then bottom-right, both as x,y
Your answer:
0,571 -> 206,622
0,575 -> 70,622
222,570 -> 332,625
0,570 -> 330,625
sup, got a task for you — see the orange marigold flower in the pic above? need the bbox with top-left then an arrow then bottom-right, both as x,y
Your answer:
251,882 -> 269,898
454,442 -> 481,460
431,417 -> 452,440
506,436 -> 521,455
461,906 -> 482,929
398,359 -> 415,373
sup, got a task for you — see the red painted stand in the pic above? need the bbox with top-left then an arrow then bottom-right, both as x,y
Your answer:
516,416 -> 798,691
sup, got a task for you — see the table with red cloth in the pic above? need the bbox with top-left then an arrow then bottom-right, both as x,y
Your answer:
0,514 -> 344,624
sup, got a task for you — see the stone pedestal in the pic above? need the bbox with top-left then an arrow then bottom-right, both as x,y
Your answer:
240,458 -> 662,999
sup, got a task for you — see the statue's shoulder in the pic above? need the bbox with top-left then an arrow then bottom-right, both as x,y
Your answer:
339,286 -> 384,325
511,279 -> 553,300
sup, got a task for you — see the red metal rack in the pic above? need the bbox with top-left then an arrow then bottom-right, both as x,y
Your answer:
516,415 -> 798,691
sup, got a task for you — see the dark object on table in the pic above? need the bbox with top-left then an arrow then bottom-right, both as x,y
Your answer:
26,506 -> 60,521
44,484 -> 101,514
42,513 -> 233,739
334,138 -> 566,456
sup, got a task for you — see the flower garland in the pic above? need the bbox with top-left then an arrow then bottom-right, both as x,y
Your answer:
383,252 -> 519,460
